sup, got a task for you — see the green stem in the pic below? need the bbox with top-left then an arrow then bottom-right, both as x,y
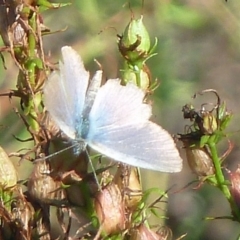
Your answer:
28,12 -> 36,86
27,12 -> 39,132
135,68 -> 141,87
208,139 -> 240,221
135,62 -> 144,87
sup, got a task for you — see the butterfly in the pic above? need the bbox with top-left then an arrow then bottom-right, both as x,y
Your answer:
43,46 -> 182,172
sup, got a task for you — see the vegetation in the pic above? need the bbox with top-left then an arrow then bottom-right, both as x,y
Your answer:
0,0 -> 240,239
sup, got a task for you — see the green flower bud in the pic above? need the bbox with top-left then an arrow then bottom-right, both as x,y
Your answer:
0,146 -> 17,188
118,16 -> 151,64
218,101 -> 233,131
201,112 -> 218,135
122,63 -> 150,90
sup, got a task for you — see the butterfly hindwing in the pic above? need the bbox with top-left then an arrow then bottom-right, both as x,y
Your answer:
87,79 -> 182,172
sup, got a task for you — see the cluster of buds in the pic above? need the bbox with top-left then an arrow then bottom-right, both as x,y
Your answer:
94,164 -> 175,238
118,16 -> 157,91
178,90 -> 240,221
94,180 -> 172,238
179,90 -> 232,178
94,165 -> 142,236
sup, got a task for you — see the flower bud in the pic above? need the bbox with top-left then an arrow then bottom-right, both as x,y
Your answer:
0,146 -> 17,188
122,65 -> 150,91
130,224 -> 165,240
218,101 -> 232,131
229,167 -> 240,209
114,166 -> 142,210
94,183 -> 125,235
200,112 -> 218,134
180,137 -> 214,176
118,16 -> 151,63
11,195 -> 33,233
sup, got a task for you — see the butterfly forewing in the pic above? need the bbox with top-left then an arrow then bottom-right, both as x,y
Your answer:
88,79 -> 151,128
44,46 -> 89,139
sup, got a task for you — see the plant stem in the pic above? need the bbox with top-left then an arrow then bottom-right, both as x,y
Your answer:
27,12 -> 39,132
208,139 -> 240,221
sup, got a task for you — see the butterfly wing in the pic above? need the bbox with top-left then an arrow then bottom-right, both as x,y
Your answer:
44,46 -> 89,139
86,79 -> 182,172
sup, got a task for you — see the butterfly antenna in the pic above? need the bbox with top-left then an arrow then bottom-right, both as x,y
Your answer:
33,142 -> 79,163
85,148 -> 102,191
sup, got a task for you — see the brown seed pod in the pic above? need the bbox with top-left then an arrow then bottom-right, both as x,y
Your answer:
114,165 -> 142,210
27,160 -> 66,205
180,138 -> 215,177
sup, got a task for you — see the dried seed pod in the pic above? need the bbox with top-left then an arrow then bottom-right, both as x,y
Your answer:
27,161 -> 66,205
114,165 -> 142,210
0,0 -> 17,46
200,111 -> 218,135
11,194 -> 33,235
94,183 -> 125,235
0,0 -> 27,46
180,138 -> 214,176
182,104 -> 217,135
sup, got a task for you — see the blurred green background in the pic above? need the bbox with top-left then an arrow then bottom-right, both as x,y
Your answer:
1,0 -> 240,239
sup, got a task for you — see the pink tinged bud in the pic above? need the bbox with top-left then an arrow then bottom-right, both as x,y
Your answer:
95,184 -> 125,235
130,224 -> 163,240
230,167 -> 240,208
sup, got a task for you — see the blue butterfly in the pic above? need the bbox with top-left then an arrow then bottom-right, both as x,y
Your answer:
44,46 -> 182,172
